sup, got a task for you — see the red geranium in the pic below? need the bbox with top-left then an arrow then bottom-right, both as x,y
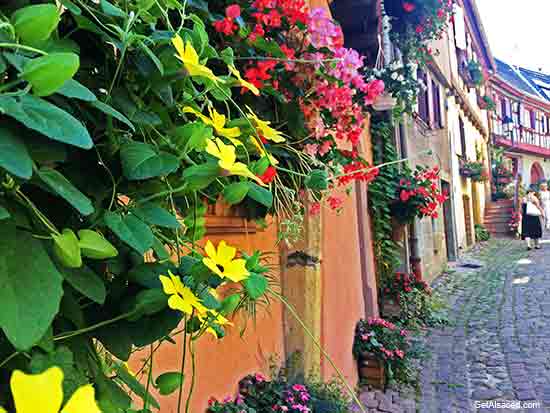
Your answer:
258,165 -> 277,184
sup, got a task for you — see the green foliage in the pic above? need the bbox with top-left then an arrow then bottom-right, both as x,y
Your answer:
475,224 -> 491,242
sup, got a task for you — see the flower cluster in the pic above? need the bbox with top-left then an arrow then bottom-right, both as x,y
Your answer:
392,165 -> 448,223
385,0 -> 454,63
353,318 -> 410,374
383,271 -> 431,304
509,211 -> 521,234
460,159 -> 489,182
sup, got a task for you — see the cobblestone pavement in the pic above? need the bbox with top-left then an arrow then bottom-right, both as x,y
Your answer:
419,239 -> 550,413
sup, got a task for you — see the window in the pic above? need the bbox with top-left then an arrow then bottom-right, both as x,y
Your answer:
459,116 -> 466,156
432,80 -> 443,128
530,110 -> 536,129
417,70 -> 430,124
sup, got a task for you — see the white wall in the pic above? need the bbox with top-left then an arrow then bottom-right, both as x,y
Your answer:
520,154 -> 550,187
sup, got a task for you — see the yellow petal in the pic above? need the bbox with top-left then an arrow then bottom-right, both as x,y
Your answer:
225,135 -> 243,147
202,257 -> 224,279
206,139 -> 222,159
11,367 -> 64,413
217,240 -> 237,264
159,275 -> 176,295
185,63 -> 220,84
229,162 -> 266,186
0,407 -> 8,413
228,65 -> 260,96
168,294 -> 192,314
183,40 -> 199,65
216,138 -> 237,165
172,34 -> 185,60
168,271 -> 186,295
183,106 -> 212,126
205,240 -> 217,260
61,385 -> 100,413
223,259 -> 250,282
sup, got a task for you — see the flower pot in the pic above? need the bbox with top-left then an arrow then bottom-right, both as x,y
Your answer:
459,167 -> 473,178
381,299 -> 401,318
372,93 -> 397,112
357,352 -> 385,389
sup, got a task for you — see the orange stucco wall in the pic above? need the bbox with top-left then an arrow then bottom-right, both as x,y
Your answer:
130,223 -> 285,413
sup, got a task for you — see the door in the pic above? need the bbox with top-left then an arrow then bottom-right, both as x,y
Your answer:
442,181 -> 457,261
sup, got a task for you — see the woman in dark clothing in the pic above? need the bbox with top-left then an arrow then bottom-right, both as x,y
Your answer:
521,189 -> 544,250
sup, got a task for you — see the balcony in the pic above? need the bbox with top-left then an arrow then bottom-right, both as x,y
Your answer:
491,114 -> 550,157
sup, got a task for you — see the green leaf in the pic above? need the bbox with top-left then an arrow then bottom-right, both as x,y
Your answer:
52,228 -> 82,268
252,38 -> 286,58
0,95 -> 92,149
100,0 -> 126,17
95,322 -> 133,361
0,206 -> 10,221
96,373 -> 132,410
132,203 -> 180,228
12,4 -> 60,45
223,182 -> 249,205
243,273 -> 268,300
59,0 -> 82,15
139,41 -> 164,75
182,162 -> 219,190
57,79 -> 97,101
61,265 -> 106,304
220,47 -> 234,66
0,223 -> 64,350
128,262 -> 174,288
305,169 -> 328,191
22,53 -> 79,97
91,100 -> 135,131
172,122 -> 212,152
77,229 -> 118,259
104,212 -> 154,254
121,141 -> 179,180
152,237 -> 170,261
128,308 -> 182,347
0,126 -> 33,179
29,346 -> 88,398
155,372 -> 184,395
220,293 -> 241,315
37,168 -> 94,215
113,362 -> 160,408
247,182 -> 273,207
26,138 -> 67,165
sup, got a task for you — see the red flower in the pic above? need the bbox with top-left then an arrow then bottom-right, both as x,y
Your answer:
415,25 -> 424,34
403,1 -> 416,12
309,202 -> 321,216
259,165 -> 277,184
400,190 -> 412,202
226,4 -> 241,19
327,195 -> 344,210
213,18 -> 237,35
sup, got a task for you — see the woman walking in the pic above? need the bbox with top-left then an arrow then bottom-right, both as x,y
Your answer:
539,183 -> 550,230
522,188 -> 544,250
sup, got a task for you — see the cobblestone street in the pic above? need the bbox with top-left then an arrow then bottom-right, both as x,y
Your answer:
418,239 -> 550,412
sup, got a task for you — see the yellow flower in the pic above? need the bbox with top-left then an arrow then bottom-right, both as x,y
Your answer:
159,271 -> 207,315
2,366 -> 100,413
228,64 -> 260,96
172,34 -> 221,83
183,106 -> 242,146
246,107 -> 285,143
198,310 -> 233,338
206,138 -> 266,185
202,240 -> 249,282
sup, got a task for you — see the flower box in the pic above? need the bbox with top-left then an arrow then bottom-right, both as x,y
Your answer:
459,167 -> 474,178
357,352 -> 386,389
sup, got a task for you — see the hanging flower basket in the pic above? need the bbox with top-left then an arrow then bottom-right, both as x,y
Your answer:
357,351 -> 386,389
459,167 -> 474,178
373,92 -> 398,112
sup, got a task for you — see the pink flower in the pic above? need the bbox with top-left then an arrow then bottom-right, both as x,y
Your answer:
364,80 -> 385,105
304,143 -> 319,157
226,4 -> 241,18
327,195 -> 344,210
395,349 -> 405,359
307,8 -> 343,51
403,2 -> 416,12
309,202 -> 321,216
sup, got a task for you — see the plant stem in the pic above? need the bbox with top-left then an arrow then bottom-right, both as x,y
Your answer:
270,288 -> 367,413
176,315 -> 188,413
0,352 -> 20,369
52,311 -> 136,341
184,339 -> 196,413
144,345 -> 154,409
0,43 -> 47,55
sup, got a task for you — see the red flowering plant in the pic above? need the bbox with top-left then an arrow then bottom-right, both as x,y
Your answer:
384,0 -> 454,63
390,165 -> 448,224
352,318 -> 412,382
509,211 -> 521,235
208,2 -> 384,224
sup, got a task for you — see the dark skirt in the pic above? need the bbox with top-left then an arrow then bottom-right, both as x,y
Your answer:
521,203 -> 543,239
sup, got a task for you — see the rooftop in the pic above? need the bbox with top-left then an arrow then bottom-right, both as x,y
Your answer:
494,58 -> 550,103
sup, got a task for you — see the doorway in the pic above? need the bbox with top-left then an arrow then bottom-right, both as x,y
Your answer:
442,181 -> 457,261
463,195 -> 474,245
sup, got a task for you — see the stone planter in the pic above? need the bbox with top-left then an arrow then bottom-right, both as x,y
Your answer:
357,352 -> 385,390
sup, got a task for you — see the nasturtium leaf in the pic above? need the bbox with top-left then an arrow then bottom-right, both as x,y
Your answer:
0,126 -> 33,179
61,265 -> 106,304
305,169 -> 329,191
250,156 -> 270,176
59,0 -> 82,15
57,79 -> 97,101
53,228 -> 82,268
100,0 -> 126,17
243,273 -> 268,300
220,47 -> 235,66
220,293 -> 241,315
155,372 -> 184,396
22,53 -> 80,97
95,322 -> 133,361
77,229 -> 118,259
126,288 -> 168,321
121,141 -> 179,180
152,237 -> 170,261
0,222 -> 64,350
0,95 -> 92,149
252,38 -> 286,58
37,168 -> 94,215
128,308 -> 182,347
182,162 -> 219,190
11,4 -> 60,45
172,122 -> 212,152
0,206 -> 10,221
113,362 -> 160,408
223,182 -> 249,205
104,212 -> 154,254
91,100 -> 135,130
128,263 -> 174,288
247,182 -> 273,207
132,203 -> 180,228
